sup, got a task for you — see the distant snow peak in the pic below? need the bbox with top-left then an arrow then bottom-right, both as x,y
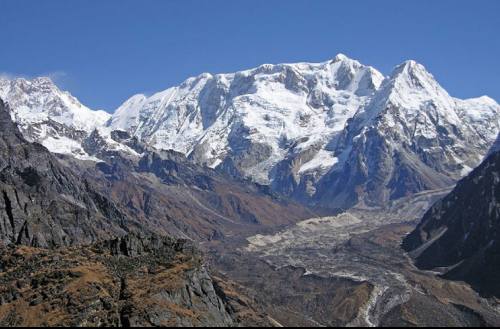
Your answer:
106,55 -> 385,186
2,55 -> 499,210
0,76 -> 110,131
0,76 -> 111,159
333,53 -> 349,62
389,60 -> 434,88
106,56 -> 498,204
107,93 -> 147,132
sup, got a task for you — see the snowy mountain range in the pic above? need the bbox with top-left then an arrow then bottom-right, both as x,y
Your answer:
1,54 -> 498,209
0,77 -> 142,161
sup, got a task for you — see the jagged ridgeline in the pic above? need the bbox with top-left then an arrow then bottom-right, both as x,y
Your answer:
0,97 -> 313,247
1,55 -> 499,211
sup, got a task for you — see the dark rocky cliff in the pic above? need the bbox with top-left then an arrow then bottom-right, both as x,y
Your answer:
0,96 -> 314,247
0,98 -> 141,247
403,151 -> 500,297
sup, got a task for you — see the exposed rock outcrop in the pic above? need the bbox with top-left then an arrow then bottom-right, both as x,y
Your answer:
403,151 -> 500,297
0,98 -> 139,247
0,96 -> 313,246
0,233 -> 270,327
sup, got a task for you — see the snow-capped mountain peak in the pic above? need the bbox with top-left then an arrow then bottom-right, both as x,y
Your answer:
2,55 -> 499,210
107,55 -> 384,184
0,77 -> 110,132
105,56 -> 498,202
0,76 -> 111,160
389,60 -> 450,96
318,59 -> 500,208
107,93 -> 148,132
355,59 -> 460,128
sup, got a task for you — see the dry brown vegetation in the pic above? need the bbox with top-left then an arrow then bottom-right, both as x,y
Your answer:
0,234 -> 266,327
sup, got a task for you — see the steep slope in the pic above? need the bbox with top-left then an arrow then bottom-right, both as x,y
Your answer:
315,60 -> 500,208
109,55 -> 384,189
110,56 -> 500,209
0,96 -> 313,246
78,129 -> 315,241
0,77 -> 110,160
403,150 -> 500,297
488,133 -> 500,155
0,233 -> 272,327
0,98 -> 141,247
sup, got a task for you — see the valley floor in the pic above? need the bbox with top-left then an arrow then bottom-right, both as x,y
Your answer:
208,189 -> 500,327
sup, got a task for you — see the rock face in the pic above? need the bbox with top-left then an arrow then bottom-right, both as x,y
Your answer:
2,56 -> 498,211
0,233 -> 270,327
403,151 -> 500,297
0,98 -> 138,247
108,56 -> 499,209
314,61 -> 499,208
0,96 -> 313,246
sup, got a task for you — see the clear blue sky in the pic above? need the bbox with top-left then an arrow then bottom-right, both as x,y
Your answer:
1,0 -> 499,111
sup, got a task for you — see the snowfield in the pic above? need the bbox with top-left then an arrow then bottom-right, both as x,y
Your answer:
0,54 -> 498,208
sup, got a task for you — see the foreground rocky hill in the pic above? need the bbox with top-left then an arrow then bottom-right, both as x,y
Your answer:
0,98 -> 139,247
0,233 -> 271,327
403,150 -> 500,297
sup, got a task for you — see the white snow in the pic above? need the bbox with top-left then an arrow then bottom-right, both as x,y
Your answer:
1,54 -> 498,189
108,54 -> 384,183
42,136 -> 100,161
0,77 -> 111,158
298,149 -> 338,173
106,93 -> 146,132
337,59 -> 500,184
0,77 -> 110,132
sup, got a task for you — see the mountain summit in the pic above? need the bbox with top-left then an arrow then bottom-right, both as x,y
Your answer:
0,77 -> 110,160
315,60 -> 500,208
107,54 -> 384,186
1,55 -> 499,209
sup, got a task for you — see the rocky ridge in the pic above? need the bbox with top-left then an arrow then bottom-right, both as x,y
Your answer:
0,96 -> 313,246
0,98 -> 137,247
0,233 -> 271,326
403,149 -> 500,297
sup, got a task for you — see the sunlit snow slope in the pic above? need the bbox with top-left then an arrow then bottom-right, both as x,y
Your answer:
1,54 -> 499,209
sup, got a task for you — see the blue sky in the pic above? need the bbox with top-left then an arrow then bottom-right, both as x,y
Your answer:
1,0 -> 499,111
